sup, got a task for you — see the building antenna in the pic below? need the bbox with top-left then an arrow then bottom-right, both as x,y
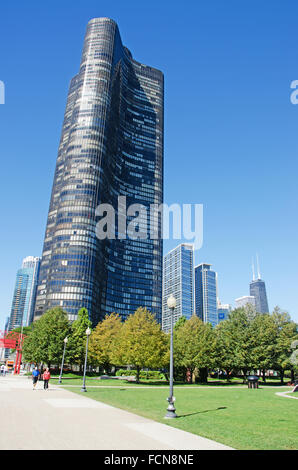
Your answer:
256,253 -> 261,279
252,257 -> 255,281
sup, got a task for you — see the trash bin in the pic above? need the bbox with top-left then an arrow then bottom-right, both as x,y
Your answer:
247,375 -> 259,389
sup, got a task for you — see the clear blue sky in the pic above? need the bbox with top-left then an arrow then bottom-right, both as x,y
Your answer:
0,0 -> 298,329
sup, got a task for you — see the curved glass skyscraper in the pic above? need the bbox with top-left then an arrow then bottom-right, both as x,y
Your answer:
34,18 -> 164,325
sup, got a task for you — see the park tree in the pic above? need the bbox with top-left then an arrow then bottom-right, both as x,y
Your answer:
66,308 -> 92,371
22,307 -> 70,368
214,320 -> 236,379
271,307 -> 298,383
174,315 -> 215,383
214,308 -> 253,380
249,313 -> 278,382
88,313 -> 123,372
113,307 -> 167,382
174,315 -> 187,330
170,315 -> 188,381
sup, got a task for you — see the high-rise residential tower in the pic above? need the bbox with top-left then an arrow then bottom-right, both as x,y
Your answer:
162,244 -> 194,332
8,256 -> 41,331
194,263 -> 218,327
34,18 -> 164,325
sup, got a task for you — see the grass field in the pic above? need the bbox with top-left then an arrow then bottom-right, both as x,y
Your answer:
57,379 -> 298,450
51,375 -> 287,387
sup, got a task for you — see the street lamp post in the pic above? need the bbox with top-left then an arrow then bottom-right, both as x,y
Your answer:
58,337 -> 68,384
81,327 -> 91,392
165,294 -> 177,419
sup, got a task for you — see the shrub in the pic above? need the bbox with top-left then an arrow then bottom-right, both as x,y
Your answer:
115,369 -> 165,380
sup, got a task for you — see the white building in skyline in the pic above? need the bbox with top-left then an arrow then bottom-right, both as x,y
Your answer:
235,295 -> 256,310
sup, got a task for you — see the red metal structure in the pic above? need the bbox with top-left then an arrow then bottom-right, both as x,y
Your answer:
0,330 -> 26,374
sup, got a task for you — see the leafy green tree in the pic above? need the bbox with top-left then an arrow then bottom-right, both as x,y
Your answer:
66,308 -> 92,370
214,308 -> 253,381
214,319 -> 236,379
271,307 -> 298,383
88,313 -> 122,372
113,307 -> 167,382
174,315 -> 215,383
174,315 -> 187,330
22,307 -> 70,367
249,313 -> 278,382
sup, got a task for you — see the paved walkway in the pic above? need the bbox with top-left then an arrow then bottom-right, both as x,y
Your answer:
275,390 -> 298,400
0,374 -> 233,450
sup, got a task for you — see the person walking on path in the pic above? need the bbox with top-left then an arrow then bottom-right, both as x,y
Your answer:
43,368 -> 51,390
32,367 -> 40,390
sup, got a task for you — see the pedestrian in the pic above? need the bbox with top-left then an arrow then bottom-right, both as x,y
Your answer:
0,364 -> 4,376
32,366 -> 40,390
43,368 -> 51,391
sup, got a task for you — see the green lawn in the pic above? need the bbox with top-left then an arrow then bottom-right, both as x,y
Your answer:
52,376 -> 247,387
60,383 -> 297,450
51,375 -> 288,388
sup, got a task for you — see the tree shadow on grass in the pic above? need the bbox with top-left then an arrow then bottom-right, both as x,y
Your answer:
177,407 -> 227,418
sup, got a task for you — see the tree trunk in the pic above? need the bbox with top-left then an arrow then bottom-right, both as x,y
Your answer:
136,366 -> 140,383
199,367 -> 208,384
262,369 -> 266,383
291,368 -> 295,384
280,369 -> 284,385
186,368 -> 192,383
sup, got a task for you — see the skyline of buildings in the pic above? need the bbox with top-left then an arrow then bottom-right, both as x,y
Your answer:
2,18 -> 273,333
161,244 -> 270,330
33,17 -> 164,326
5,243 -> 272,332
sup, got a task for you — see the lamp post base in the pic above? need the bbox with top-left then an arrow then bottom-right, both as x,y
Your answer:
165,403 -> 177,419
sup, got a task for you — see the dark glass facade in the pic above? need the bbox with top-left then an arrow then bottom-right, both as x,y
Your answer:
249,279 -> 269,314
34,18 -> 163,325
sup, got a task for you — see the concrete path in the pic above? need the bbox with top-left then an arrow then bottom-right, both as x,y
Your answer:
275,390 -> 298,400
0,374 -> 233,450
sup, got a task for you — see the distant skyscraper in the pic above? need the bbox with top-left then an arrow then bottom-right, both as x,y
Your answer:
8,256 -> 41,331
195,263 -> 218,327
249,255 -> 269,313
34,18 -> 164,325
162,244 -> 194,332
249,280 -> 269,313
235,295 -> 256,309
217,300 -> 231,323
